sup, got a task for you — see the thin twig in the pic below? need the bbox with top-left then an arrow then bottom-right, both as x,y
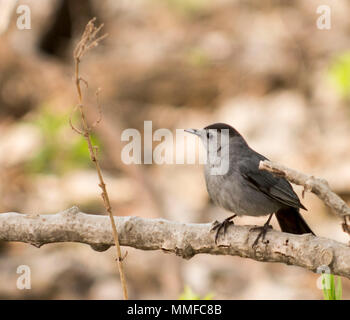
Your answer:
69,104 -> 83,135
71,18 -> 128,299
90,88 -> 103,129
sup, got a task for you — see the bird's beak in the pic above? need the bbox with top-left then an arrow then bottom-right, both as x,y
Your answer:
185,128 -> 202,137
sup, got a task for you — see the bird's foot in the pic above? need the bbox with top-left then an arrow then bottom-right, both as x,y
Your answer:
250,224 -> 273,247
211,214 -> 237,244
342,216 -> 350,235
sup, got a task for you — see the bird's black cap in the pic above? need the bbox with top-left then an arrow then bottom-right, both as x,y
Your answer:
204,123 -> 242,137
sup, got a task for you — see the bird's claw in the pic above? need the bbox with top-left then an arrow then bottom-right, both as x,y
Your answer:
250,225 -> 272,247
211,215 -> 236,244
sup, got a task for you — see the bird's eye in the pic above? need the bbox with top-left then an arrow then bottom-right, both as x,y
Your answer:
206,132 -> 210,139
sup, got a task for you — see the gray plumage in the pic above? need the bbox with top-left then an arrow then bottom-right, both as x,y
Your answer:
185,123 -> 314,239
204,131 -> 304,217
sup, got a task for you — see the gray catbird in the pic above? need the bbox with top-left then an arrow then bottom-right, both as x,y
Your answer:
185,123 -> 314,246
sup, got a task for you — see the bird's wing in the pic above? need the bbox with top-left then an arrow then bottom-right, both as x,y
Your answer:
239,155 -> 306,210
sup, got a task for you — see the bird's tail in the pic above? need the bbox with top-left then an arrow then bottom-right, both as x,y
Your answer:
275,207 -> 315,235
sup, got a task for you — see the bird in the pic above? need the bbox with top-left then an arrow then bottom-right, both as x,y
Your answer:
185,123 -> 314,246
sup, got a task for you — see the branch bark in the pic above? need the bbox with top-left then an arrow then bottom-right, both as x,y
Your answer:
1,207 -> 350,279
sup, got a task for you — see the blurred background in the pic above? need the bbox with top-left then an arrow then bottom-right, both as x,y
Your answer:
0,0 -> 350,299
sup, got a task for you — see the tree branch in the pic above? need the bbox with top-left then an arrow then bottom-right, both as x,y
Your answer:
259,160 -> 350,235
1,206 -> 350,279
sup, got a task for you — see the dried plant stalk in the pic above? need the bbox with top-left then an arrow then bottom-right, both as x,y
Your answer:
71,18 -> 128,299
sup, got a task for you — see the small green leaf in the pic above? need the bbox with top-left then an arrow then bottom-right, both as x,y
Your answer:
178,285 -> 213,300
179,285 -> 200,300
322,273 -> 342,300
329,52 -> 350,99
335,276 -> 342,300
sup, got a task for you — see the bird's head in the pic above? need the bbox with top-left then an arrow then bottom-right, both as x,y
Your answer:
185,123 -> 243,152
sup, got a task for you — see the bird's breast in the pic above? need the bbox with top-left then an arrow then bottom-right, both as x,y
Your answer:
204,169 -> 282,217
